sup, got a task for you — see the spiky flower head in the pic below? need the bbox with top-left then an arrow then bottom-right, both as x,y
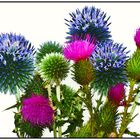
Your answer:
63,35 -> 96,63
65,6 -> 111,42
134,28 -> 140,49
108,83 -> 125,106
36,41 -> 62,65
90,41 -> 129,94
21,94 -> 54,127
126,49 -> 140,81
72,59 -> 95,85
39,53 -> 69,83
0,33 -> 35,94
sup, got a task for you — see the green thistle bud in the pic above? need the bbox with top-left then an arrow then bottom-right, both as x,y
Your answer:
72,59 -> 95,85
126,49 -> 140,81
39,53 -> 69,83
36,41 -> 62,65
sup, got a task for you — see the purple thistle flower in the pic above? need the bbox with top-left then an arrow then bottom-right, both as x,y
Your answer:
134,28 -> 140,49
21,94 -> 54,127
108,83 -> 125,106
63,35 -> 96,62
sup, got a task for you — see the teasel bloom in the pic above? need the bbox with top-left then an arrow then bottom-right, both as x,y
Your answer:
90,41 -> 129,94
39,53 -> 70,83
21,94 -> 54,127
108,83 -> 125,106
35,41 -> 62,65
65,6 -> 111,43
0,33 -> 35,94
134,27 -> 140,49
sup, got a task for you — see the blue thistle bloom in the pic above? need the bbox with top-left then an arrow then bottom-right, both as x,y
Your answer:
65,6 -> 111,42
0,33 -> 35,94
90,41 -> 129,94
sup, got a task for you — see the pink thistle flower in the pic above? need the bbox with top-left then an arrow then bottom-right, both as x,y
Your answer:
70,34 -> 96,43
108,83 -> 125,106
63,35 -> 96,62
134,28 -> 140,48
21,94 -> 54,127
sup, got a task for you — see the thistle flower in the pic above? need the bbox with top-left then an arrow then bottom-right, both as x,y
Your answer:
39,53 -> 69,83
134,28 -> 140,48
108,83 -> 125,106
0,33 -> 35,94
126,49 -> 140,81
63,36 -> 96,62
90,41 -> 129,94
65,6 -> 111,42
21,94 -> 54,127
36,41 -> 62,65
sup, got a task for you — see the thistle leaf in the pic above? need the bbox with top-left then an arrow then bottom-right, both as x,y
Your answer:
125,128 -> 140,137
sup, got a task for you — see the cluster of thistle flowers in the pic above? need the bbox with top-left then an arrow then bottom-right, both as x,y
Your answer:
1,5 -> 140,138
64,6 -> 129,106
0,33 -> 55,135
63,6 -> 140,137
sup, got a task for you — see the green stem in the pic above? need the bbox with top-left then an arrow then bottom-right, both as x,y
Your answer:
83,85 -> 94,137
53,121 -> 57,138
130,92 -> 140,118
15,87 -> 21,111
47,84 -> 52,102
96,93 -> 103,111
15,87 -> 24,138
47,84 -> 57,138
118,80 -> 135,137
56,83 -> 62,138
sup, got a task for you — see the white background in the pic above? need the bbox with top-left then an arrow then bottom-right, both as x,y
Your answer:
0,2 -> 139,137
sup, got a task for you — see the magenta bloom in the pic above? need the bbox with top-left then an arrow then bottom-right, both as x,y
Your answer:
134,28 -> 140,48
63,36 -> 95,62
21,94 -> 54,127
108,83 -> 125,106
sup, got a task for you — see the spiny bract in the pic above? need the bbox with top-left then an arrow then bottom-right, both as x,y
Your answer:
126,49 -> 140,81
72,59 -> 95,85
